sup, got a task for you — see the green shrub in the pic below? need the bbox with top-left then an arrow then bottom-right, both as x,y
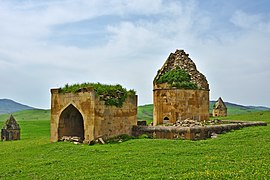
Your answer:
138,134 -> 150,139
170,81 -> 198,89
59,83 -> 136,107
156,67 -> 198,90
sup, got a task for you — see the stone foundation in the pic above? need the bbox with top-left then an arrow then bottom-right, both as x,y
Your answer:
132,121 -> 267,140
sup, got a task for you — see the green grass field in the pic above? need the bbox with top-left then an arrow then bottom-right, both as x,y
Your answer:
0,109 -> 269,179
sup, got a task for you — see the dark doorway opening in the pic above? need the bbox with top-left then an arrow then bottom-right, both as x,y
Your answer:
58,104 -> 84,141
163,117 -> 169,124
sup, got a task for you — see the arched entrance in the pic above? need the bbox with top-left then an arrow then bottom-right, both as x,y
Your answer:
58,104 -> 84,141
163,117 -> 169,124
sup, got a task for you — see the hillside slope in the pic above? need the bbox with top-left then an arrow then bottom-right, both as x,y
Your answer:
0,109 -> 50,122
0,99 -> 35,114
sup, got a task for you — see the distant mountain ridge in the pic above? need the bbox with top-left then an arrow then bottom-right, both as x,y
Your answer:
0,99 -> 35,114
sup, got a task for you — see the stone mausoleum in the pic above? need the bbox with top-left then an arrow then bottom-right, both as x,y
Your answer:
50,84 -> 137,143
1,115 -> 20,141
153,49 -> 209,125
213,97 -> 227,117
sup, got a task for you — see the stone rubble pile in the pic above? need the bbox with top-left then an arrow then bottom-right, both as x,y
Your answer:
207,119 -> 222,125
60,136 -> 83,144
174,119 -> 203,127
173,119 -> 223,127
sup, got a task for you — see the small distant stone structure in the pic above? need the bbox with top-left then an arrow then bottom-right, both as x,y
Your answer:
1,115 -> 20,141
153,49 -> 209,125
213,97 -> 227,117
50,85 -> 137,144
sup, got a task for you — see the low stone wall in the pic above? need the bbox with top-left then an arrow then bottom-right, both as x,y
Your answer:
132,121 -> 267,140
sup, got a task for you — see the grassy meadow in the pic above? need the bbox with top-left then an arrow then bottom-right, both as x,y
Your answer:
0,109 -> 269,179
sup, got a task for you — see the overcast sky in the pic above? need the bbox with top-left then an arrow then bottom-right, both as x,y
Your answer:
0,0 -> 270,109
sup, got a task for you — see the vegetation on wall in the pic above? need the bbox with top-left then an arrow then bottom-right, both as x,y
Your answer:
156,67 -> 198,89
59,83 -> 136,107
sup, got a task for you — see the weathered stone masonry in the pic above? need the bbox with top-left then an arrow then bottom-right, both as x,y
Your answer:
153,49 -> 210,125
1,115 -> 20,141
213,97 -> 227,117
50,88 -> 137,143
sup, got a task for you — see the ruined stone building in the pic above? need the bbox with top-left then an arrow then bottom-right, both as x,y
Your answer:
50,84 -> 137,143
153,49 -> 209,125
1,115 -> 20,141
212,97 -> 227,117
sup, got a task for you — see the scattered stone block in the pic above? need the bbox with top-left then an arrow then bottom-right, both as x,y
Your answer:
98,137 -> 105,144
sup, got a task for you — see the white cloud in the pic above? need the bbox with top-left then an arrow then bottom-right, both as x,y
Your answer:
0,0 -> 269,108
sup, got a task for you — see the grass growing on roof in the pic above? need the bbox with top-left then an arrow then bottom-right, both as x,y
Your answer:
156,67 -> 198,89
59,82 -> 136,107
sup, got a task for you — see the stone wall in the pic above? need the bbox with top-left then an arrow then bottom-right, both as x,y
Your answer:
50,89 -> 137,143
153,89 -> 209,125
94,96 -> 137,139
1,129 -> 20,141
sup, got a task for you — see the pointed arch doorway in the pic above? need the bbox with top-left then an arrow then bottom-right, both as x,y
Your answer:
163,116 -> 169,124
58,104 -> 84,141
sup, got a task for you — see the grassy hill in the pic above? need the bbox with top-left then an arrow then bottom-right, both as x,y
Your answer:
137,104 -> 153,122
0,109 -> 269,179
138,103 -> 269,123
0,109 -> 50,122
0,99 -> 35,114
